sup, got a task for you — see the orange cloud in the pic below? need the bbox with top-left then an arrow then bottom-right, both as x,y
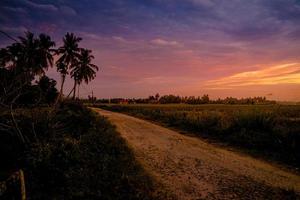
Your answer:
204,63 -> 300,89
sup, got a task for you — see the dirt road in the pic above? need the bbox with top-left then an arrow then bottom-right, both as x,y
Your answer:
93,108 -> 300,200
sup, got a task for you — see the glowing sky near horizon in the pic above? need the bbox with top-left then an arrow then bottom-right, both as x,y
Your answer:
1,0 -> 300,100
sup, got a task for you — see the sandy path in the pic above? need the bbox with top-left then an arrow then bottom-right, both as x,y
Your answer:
93,108 -> 300,200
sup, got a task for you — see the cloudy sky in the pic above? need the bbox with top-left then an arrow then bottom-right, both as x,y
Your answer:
1,0 -> 300,100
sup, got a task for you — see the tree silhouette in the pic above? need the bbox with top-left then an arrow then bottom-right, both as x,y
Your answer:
37,75 -> 58,104
70,49 -> 98,99
1,32 -> 55,80
56,32 -> 82,101
0,31 -> 100,104
0,32 -> 55,104
37,33 -> 56,74
17,32 -> 55,77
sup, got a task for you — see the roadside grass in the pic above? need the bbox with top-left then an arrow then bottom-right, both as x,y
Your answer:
96,104 -> 300,168
0,101 -> 171,199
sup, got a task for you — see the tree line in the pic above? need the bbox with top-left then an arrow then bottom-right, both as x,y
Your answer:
0,31 -> 98,107
92,94 -> 276,105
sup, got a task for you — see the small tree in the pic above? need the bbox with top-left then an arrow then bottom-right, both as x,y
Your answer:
201,94 -> 210,104
38,75 -> 59,104
155,93 -> 160,100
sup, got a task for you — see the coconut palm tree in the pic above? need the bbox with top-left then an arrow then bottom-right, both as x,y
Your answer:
18,32 -> 55,77
70,49 -> 98,99
37,33 -> 56,73
17,32 -> 38,75
0,32 -> 55,104
55,33 -> 82,101
2,32 -> 55,80
56,61 -> 68,100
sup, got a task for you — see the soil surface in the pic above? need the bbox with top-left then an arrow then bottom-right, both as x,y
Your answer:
93,108 -> 300,200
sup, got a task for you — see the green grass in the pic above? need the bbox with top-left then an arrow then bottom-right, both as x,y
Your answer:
0,102 -> 171,199
96,104 -> 300,168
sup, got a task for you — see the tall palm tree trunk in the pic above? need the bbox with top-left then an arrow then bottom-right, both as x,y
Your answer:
72,80 -> 77,99
77,84 -> 80,99
67,87 -> 74,98
59,75 -> 66,100
54,74 -> 65,106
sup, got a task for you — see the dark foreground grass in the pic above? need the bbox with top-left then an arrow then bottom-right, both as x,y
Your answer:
97,104 -> 300,168
0,102 -> 171,199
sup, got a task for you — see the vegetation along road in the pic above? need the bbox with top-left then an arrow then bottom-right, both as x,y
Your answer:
93,108 -> 300,200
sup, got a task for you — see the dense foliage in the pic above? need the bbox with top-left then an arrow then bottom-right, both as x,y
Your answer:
99,104 -> 300,167
93,94 -> 276,105
0,31 -> 98,106
0,32 -> 58,106
0,102 -> 168,199
0,31 -> 167,199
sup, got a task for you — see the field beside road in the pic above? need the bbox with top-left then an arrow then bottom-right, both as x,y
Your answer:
93,108 -> 300,199
96,104 -> 300,168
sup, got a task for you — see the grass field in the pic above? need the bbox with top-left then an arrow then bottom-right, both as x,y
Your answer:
0,102 -> 170,199
97,104 -> 300,168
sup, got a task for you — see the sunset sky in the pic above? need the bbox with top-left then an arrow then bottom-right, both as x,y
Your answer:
1,0 -> 300,101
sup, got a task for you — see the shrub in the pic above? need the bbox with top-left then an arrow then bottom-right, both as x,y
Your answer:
1,102 -> 168,199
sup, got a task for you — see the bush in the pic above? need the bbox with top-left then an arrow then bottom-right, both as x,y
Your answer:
1,102 -> 168,199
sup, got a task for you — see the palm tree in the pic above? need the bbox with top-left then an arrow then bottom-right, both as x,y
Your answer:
37,33 -> 56,73
3,32 -> 55,80
0,32 -> 55,104
55,33 -> 82,101
70,49 -> 98,99
18,32 -> 55,76
56,61 -> 68,100
17,32 -> 38,76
